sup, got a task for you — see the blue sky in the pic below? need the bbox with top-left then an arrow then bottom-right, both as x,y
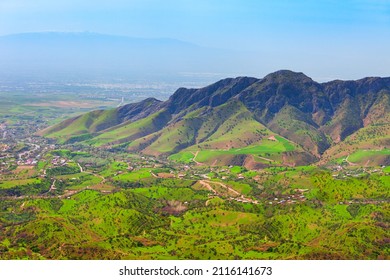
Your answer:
1,0 -> 389,80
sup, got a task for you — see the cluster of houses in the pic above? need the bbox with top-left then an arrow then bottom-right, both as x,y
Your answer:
51,156 -> 68,166
22,158 -> 38,166
268,189 -> 308,205
332,165 -> 388,179
0,144 -> 9,152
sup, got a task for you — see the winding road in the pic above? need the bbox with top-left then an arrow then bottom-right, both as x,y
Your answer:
78,162 -> 106,183
345,155 -> 358,166
191,151 -> 203,165
200,179 -> 258,204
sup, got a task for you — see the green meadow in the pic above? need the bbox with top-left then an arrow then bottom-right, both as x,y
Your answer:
170,136 -> 296,164
348,149 -> 390,163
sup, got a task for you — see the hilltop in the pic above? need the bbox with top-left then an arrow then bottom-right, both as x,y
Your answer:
40,70 -> 390,167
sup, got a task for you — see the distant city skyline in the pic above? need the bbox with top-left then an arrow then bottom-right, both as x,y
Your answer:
1,0 -> 389,81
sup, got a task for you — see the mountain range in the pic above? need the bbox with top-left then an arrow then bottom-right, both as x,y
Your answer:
40,70 -> 390,168
0,32 -> 250,81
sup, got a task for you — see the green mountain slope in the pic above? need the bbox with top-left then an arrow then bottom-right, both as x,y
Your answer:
268,105 -> 330,157
319,93 -> 390,165
87,109 -> 171,147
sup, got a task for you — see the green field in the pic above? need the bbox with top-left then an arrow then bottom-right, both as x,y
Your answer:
113,168 -> 152,182
348,149 -> 390,163
170,136 -> 295,164
56,173 -> 102,190
99,161 -> 129,177
168,151 -> 195,163
0,178 -> 42,189
131,186 -> 207,201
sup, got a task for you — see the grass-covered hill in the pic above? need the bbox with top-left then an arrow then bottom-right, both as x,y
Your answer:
40,70 -> 390,166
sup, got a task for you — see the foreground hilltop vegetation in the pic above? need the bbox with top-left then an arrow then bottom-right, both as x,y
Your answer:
0,148 -> 389,260
40,70 -> 390,167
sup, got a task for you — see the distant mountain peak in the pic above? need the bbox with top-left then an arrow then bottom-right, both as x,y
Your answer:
0,31 -> 198,46
264,70 -> 313,83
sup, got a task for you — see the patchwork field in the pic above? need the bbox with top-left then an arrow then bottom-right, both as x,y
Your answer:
0,91 -> 118,126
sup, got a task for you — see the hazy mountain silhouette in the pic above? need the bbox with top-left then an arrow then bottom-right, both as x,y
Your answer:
0,32 -> 251,81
